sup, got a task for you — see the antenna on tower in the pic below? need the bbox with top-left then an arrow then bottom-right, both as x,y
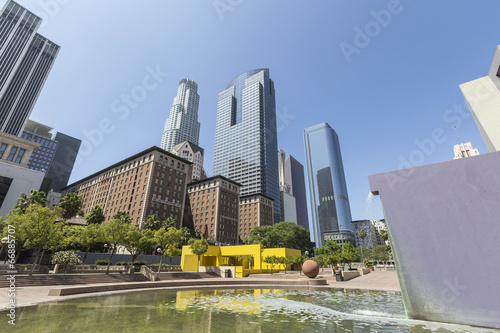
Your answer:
453,126 -> 462,144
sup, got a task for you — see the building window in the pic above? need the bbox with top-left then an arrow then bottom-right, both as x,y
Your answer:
0,144 -> 7,159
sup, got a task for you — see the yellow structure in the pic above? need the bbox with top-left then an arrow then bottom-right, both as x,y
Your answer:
181,244 -> 301,277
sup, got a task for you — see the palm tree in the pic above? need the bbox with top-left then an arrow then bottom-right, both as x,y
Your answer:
14,190 -> 47,213
112,211 -> 132,224
144,214 -> 160,230
59,193 -> 83,219
379,230 -> 389,245
358,229 -> 367,264
85,205 -> 105,224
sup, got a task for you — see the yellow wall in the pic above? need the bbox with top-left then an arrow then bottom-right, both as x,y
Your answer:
181,244 -> 301,276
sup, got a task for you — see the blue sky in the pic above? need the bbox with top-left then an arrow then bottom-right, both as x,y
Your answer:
16,0 -> 500,222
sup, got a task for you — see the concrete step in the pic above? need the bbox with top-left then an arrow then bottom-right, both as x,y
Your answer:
0,273 -> 148,288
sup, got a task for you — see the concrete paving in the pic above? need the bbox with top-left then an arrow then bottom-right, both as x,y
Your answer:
0,270 -> 400,311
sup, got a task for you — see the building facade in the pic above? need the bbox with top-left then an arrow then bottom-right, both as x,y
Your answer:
285,155 -> 309,231
453,142 -> 480,159
278,149 -> 297,223
185,176 -> 240,245
239,194 -> 274,242
171,140 -> 207,182
21,120 -> 58,172
62,147 -> 191,228
21,120 -> 81,192
0,131 -> 44,216
372,219 -> 387,245
45,132 -> 81,192
0,1 -> 60,136
303,122 -> 354,247
460,45 -> 500,153
213,68 -> 280,224
161,78 -> 200,152
352,220 -> 379,248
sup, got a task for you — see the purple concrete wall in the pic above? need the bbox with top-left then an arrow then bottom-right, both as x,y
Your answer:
369,152 -> 500,329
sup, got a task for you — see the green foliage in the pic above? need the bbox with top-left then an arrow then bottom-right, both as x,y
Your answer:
59,193 -> 83,220
112,211 -> 132,224
155,227 -> 183,272
13,190 -> 47,213
85,205 -> 105,224
364,259 -> 374,267
133,260 -> 147,266
245,222 -> 314,252
379,230 -> 389,243
143,214 -> 161,230
51,251 -> 82,265
162,217 -> 176,229
263,255 -> 281,273
115,261 -> 129,266
122,226 -> 155,264
189,237 -> 209,272
95,259 -> 111,265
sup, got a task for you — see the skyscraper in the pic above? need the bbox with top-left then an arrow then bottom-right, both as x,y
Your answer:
285,155 -> 309,231
161,78 -> 200,152
303,122 -> 354,247
278,149 -> 297,224
460,45 -> 500,152
0,1 -> 60,136
213,68 -> 280,224
44,132 -> 81,192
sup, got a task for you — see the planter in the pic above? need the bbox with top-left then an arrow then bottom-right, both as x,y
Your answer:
369,267 -> 374,271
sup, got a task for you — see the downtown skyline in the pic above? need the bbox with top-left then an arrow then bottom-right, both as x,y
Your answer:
14,0 -> 500,223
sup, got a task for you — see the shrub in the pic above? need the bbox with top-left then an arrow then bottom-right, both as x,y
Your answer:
364,259 -> 374,267
115,261 -> 129,266
133,260 -> 147,266
95,259 -> 112,265
51,251 -> 82,265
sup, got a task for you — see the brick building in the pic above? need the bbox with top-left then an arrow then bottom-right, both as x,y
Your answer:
185,175 -> 240,245
239,194 -> 274,242
62,147 -> 191,228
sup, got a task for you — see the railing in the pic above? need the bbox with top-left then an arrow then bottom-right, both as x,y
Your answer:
140,265 -> 159,281
0,264 -> 48,274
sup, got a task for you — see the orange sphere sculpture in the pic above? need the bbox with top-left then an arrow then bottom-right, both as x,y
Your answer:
302,260 -> 319,278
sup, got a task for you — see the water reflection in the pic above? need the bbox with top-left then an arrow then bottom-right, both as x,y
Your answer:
4,288 -> 499,333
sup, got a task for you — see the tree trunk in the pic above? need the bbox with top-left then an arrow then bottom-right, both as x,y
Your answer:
169,257 -> 172,272
38,249 -> 46,265
83,246 -> 90,264
196,255 -> 200,273
158,254 -> 163,273
105,247 -> 116,275
29,245 -> 42,276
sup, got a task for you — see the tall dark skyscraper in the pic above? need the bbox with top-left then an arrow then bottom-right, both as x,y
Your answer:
213,68 -> 280,224
303,122 -> 354,247
45,132 -> 81,192
0,0 -> 60,136
285,155 -> 309,231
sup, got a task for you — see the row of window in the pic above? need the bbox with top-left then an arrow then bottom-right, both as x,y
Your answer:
0,143 -> 25,164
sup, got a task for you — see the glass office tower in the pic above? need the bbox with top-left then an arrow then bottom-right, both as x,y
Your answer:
303,122 -> 354,247
161,78 -> 200,152
213,68 -> 280,224
0,1 -> 60,136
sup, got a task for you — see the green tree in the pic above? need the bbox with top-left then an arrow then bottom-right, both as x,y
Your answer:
162,217 -> 176,229
79,224 -> 103,263
379,230 -> 389,245
313,254 -> 327,272
163,244 -> 182,271
113,211 -> 132,224
59,193 -> 83,220
51,251 -> 82,265
189,237 -> 209,273
340,243 -> 360,269
122,227 -> 155,265
143,214 -> 161,230
358,229 -> 367,263
8,204 -> 65,275
13,190 -> 47,213
262,255 -> 280,274
289,254 -> 306,274
179,227 -> 192,246
85,205 -> 105,225
101,216 -> 130,274
155,227 -> 182,273
246,222 -> 315,252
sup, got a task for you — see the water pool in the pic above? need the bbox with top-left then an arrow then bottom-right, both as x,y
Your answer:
4,288 -> 498,332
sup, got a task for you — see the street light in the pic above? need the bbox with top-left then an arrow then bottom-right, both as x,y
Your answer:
101,244 -> 108,260
1,237 -> 8,264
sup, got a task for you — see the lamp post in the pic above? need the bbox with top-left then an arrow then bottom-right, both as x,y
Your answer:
1,237 -> 9,264
102,244 -> 108,260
